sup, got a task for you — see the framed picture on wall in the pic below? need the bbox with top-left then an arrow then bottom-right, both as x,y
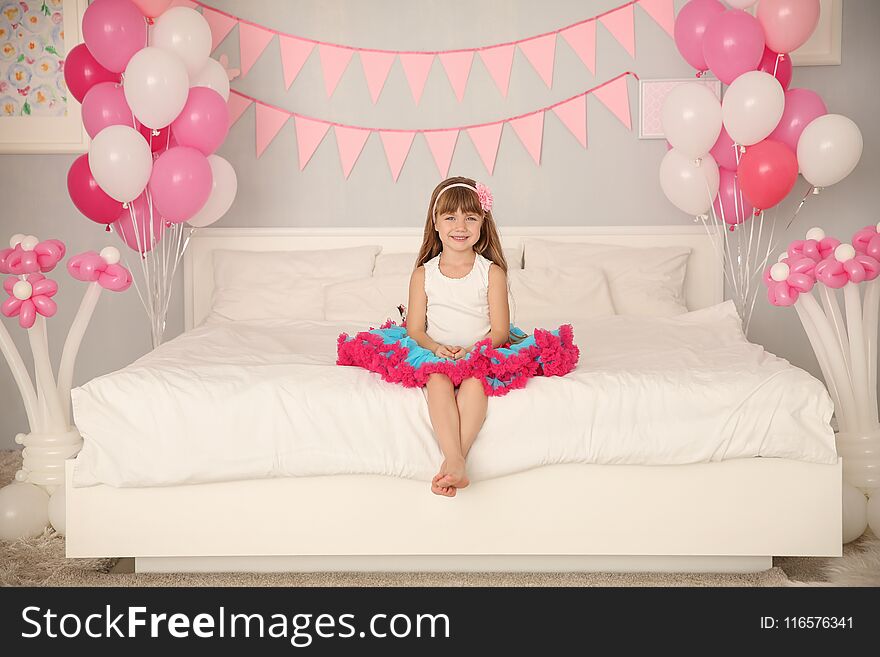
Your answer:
0,0 -> 89,154
638,77 -> 722,140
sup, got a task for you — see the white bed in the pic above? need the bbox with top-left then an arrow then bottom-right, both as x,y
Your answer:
65,226 -> 842,573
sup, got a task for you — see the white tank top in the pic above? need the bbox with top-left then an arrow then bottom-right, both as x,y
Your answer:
423,252 -> 492,347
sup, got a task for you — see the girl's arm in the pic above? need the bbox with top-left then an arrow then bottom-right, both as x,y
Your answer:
404,266 -> 442,354
469,264 -> 510,350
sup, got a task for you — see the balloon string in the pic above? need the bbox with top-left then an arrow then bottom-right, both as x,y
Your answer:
772,53 -> 781,78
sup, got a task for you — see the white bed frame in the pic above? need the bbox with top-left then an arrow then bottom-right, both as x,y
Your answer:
66,226 -> 842,574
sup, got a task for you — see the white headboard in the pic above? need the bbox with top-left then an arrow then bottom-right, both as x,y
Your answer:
184,226 -> 723,330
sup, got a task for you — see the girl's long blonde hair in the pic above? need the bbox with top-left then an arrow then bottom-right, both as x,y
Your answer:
414,176 -> 508,272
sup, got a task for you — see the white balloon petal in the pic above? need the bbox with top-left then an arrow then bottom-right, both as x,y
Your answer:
0,483 -> 49,541
842,483 -> 868,544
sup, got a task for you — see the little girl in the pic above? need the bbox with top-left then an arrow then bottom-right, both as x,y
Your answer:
337,176 -> 580,497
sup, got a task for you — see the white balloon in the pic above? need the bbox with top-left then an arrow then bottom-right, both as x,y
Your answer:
88,125 -> 153,203
48,487 -> 65,536
150,7 -> 212,76
725,0 -> 757,8
842,483 -> 868,544
123,47 -> 189,129
190,57 -> 230,101
721,71 -> 785,146
867,491 -> 880,536
188,155 -> 237,228
0,483 -> 49,541
797,114 -> 864,188
659,149 -> 720,216
661,83 -> 722,158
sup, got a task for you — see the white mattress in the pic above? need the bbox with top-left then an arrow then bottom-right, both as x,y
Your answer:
71,301 -> 837,488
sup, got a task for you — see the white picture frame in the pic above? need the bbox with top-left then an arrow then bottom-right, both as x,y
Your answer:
0,0 -> 90,154
638,77 -> 722,140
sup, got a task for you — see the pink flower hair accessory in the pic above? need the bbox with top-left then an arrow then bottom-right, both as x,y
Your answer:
2,273 -> 58,329
815,244 -> 880,288
787,227 -> 840,263
475,183 -> 493,213
763,259 -> 815,307
852,222 -> 880,259
0,234 -> 66,275
67,247 -> 133,292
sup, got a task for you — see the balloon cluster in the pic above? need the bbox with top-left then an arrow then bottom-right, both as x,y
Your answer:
661,0 -> 863,224
64,0 -> 238,253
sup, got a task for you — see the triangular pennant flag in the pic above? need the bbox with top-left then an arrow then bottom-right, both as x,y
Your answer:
638,0 -> 675,38
202,6 -> 237,52
423,130 -> 459,178
399,53 -> 434,104
294,116 -> 331,169
278,36 -> 314,90
255,103 -> 290,158
379,131 -> 416,182
478,44 -> 515,97
552,95 -> 587,148
593,76 -> 632,129
599,5 -> 636,58
466,123 -> 504,175
238,23 -> 275,76
438,51 -> 474,102
318,44 -> 354,97
170,0 -> 197,8
509,112 -> 545,165
560,21 -> 596,75
359,50 -> 395,104
335,125 -> 371,178
227,93 -> 253,126
518,33 -> 556,88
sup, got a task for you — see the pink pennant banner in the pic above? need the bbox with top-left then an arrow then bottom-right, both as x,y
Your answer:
509,112 -> 545,165
399,53 -> 434,105
335,126 -> 372,178
319,44 -> 354,97
279,36 -> 314,90
552,95 -> 587,148
379,131 -> 416,182
170,0 -> 197,8
466,123 -> 504,175
518,33 -> 556,88
560,21 -> 596,75
202,6 -> 237,52
638,0 -> 675,38
424,130 -> 459,178
599,4 -> 636,58
239,23 -> 275,76
359,50 -> 396,104
478,44 -> 515,97
593,76 -> 632,129
294,116 -> 331,170
227,93 -> 253,126
255,104 -> 290,158
438,51 -> 474,102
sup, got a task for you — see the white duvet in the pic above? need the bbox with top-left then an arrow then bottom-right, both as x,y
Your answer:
71,301 -> 837,488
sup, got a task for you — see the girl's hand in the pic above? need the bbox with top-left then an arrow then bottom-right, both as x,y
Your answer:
434,345 -> 459,359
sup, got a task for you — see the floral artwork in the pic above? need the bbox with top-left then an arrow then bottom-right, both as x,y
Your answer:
0,0 -> 66,118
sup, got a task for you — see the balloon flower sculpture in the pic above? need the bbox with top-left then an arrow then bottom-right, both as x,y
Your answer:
0,235 -> 132,541
65,0 -> 238,347
764,226 -> 880,543
661,0 -> 863,335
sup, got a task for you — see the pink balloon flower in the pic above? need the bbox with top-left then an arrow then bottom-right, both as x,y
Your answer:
0,237 -> 66,275
763,256 -> 815,306
2,274 -> 58,329
852,224 -> 880,260
67,250 -> 133,292
815,244 -> 880,288
787,233 -> 840,263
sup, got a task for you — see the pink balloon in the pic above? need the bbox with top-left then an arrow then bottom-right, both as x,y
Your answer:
170,87 -> 230,155
67,154 -> 124,225
757,47 -> 792,90
768,88 -> 827,155
674,0 -> 726,72
709,125 -> 738,170
138,122 -> 174,153
81,82 -> 135,139
713,167 -> 754,225
148,147 -> 212,223
131,0 -> 173,18
113,193 -> 163,254
702,10 -> 765,85
737,139 -> 798,210
82,0 -> 148,73
63,43 -> 120,104
757,0 -> 821,54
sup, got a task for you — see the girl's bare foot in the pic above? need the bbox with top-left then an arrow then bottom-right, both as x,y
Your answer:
434,456 -> 469,492
431,474 -> 456,497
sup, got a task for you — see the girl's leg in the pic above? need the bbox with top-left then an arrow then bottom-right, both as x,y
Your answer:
425,373 -> 465,496
456,376 -> 488,459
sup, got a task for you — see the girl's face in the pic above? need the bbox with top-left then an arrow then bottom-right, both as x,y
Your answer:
434,207 -> 482,253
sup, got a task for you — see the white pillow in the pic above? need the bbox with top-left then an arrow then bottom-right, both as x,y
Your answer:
522,239 -> 691,316
373,246 -> 522,276
209,245 -> 381,322
325,274 -> 410,324
508,266 -> 615,330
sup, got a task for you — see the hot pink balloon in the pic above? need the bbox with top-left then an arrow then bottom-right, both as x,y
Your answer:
709,125 -> 738,170
702,10 -> 765,85
148,147 -> 212,223
63,43 -> 120,104
674,0 -> 725,73
67,154 -> 124,225
131,0 -> 173,18
737,139 -> 798,210
113,192 -> 164,254
170,87 -> 230,156
713,168 -> 754,225
81,82 -> 135,139
757,47 -> 792,90
82,0 -> 148,73
138,122 -> 174,153
768,88 -> 827,155
757,0 -> 821,54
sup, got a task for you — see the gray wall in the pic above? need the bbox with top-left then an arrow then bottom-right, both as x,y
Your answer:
2,0 -> 879,448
